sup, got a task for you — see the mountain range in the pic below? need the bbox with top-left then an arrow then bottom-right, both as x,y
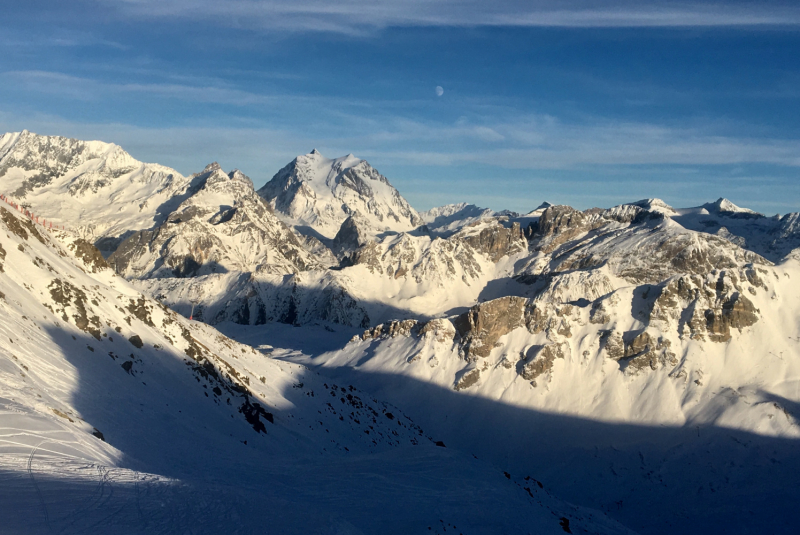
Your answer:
1,130 -> 799,534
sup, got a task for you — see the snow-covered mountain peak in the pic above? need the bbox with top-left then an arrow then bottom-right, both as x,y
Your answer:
109,159 -> 321,280
186,164 -> 247,202
704,197 -> 760,215
0,130 -> 151,194
420,203 -> 498,236
228,168 -> 252,184
630,198 -> 676,214
521,202 -> 553,218
200,161 -> 223,173
259,150 -> 422,239
0,131 -> 193,249
421,202 -> 478,221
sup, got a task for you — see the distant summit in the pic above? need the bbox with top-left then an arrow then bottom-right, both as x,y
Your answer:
703,197 -> 760,215
258,150 -> 422,239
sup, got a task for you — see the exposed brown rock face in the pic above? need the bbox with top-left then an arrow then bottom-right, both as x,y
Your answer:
68,239 -> 109,273
601,331 -> 625,361
454,296 -> 528,361
648,270 -> 761,342
534,206 -> 591,254
361,319 -> 419,340
524,303 -> 576,338
520,342 -> 570,381
589,301 -> 611,325
704,293 -> 759,342
459,221 -> 526,262
454,368 -> 481,391
351,241 -> 384,274
620,332 -> 678,373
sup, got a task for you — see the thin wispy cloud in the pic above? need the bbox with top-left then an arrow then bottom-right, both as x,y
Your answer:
99,0 -> 800,33
3,100 -> 799,174
0,70 -> 280,105
1,70 -> 371,111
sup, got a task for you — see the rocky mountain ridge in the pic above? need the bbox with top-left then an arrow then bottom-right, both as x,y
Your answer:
108,162 -> 322,279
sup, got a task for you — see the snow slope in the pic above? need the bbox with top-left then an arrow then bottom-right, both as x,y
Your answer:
246,252 -> 800,533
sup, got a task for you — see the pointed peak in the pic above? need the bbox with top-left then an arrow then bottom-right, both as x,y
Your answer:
297,149 -> 326,163
304,148 -> 329,160
704,197 -> 757,215
202,162 -> 223,173
228,169 -> 254,187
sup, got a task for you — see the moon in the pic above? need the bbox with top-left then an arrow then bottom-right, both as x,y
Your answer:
435,86 -> 444,97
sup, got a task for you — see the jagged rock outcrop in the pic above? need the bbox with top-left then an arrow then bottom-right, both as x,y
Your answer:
619,332 -> 678,373
360,319 -> 419,340
531,205 -> 593,254
454,296 -> 528,361
520,341 -> 570,382
347,218 -> 527,287
454,368 -> 481,391
648,269 -> 762,342
520,202 -> 771,286
458,220 -> 526,262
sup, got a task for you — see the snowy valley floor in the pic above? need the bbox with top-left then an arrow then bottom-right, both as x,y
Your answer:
220,322 -> 800,535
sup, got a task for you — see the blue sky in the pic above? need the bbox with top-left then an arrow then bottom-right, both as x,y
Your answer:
1,1 -> 799,214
